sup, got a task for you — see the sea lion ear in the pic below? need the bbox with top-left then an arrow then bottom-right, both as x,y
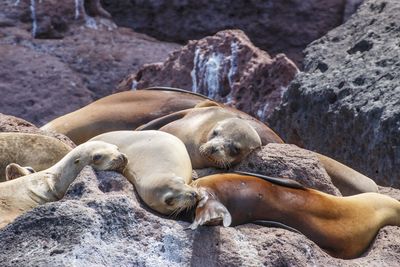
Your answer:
194,100 -> 221,108
74,158 -> 80,164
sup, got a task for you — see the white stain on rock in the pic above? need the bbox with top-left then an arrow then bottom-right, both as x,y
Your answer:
191,41 -> 239,101
30,0 -> 37,37
74,0 -> 82,19
130,80 -> 138,90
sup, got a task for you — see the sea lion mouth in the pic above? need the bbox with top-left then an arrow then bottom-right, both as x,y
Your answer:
110,154 -> 128,173
169,190 -> 201,218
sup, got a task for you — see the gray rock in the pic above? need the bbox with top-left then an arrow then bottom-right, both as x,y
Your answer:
1,144 -> 399,266
269,0 -> 400,187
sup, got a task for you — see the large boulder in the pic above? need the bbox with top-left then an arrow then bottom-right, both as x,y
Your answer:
117,30 -> 298,122
101,0 -> 353,66
269,0 -> 400,187
0,1 -> 180,125
0,142 -> 399,265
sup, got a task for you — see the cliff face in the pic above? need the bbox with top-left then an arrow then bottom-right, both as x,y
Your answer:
269,0 -> 400,187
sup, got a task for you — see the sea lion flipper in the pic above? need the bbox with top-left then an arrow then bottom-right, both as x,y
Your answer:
5,163 -> 36,180
194,100 -> 221,108
143,87 -> 213,101
135,110 -> 190,131
233,171 -> 305,189
190,199 -> 232,229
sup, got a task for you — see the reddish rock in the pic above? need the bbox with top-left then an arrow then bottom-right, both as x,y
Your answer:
117,30 -> 299,122
0,1 -> 180,125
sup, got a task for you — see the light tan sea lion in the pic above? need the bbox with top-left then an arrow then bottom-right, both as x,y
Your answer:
41,88 -> 210,145
0,141 -> 127,228
137,105 -> 378,196
190,172 -> 400,259
90,130 -> 198,215
0,133 -> 72,182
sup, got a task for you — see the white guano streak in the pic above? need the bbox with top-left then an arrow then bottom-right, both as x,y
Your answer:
30,0 -> 37,37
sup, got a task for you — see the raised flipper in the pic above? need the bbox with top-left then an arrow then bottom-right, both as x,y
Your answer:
233,171 -> 305,190
315,153 -> 378,196
189,198 -> 232,230
143,87 -> 214,101
5,163 -> 36,180
135,109 -> 191,131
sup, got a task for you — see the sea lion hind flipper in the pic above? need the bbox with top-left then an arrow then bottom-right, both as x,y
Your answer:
142,87 -> 213,101
190,199 -> 232,229
5,163 -> 36,180
233,171 -> 305,190
135,110 -> 190,131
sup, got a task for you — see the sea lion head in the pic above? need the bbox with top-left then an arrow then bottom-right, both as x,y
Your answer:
83,141 -> 128,172
5,163 -> 36,180
199,118 -> 262,168
146,177 -> 199,216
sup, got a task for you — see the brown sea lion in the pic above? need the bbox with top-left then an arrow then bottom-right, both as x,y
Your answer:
0,141 -> 127,228
189,172 -> 400,259
41,87 -> 211,145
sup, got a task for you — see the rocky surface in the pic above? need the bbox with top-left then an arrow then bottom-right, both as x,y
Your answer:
0,142 -> 399,266
0,113 -> 75,148
101,0 -> 351,66
117,30 -> 299,122
269,0 -> 400,188
0,0 -> 180,126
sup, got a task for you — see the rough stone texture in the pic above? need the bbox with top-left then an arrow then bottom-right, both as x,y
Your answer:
0,113 -> 75,148
101,0 -> 350,66
0,1 -> 180,125
269,0 -> 400,187
0,150 -> 399,265
234,144 -> 342,196
117,30 -> 299,122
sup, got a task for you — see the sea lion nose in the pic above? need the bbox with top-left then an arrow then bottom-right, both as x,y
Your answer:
211,147 -> 217,154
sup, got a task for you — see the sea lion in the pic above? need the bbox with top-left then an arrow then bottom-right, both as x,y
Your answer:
137,106 -> 263,169
189,173 -> 400,259
90,130 -> 198,215
0,141 -> 127,228
137,105 -> 378,196
5,163 -> 35,181
41,87 -> 210,145
0,133 -> 72,182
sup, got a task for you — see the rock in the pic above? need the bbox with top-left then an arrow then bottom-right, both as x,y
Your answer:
0,44 -> 93,126
269,0 -> 400,187
101,0 -> 350,66
0,113 -> 75,148
0,1 -> 180,125
117,30 -> 299,122
0,148 -> 399,265
234,144 -> 342,196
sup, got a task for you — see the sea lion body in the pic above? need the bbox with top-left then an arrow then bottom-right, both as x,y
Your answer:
139,106 -> 262,169
0,133 -> 72,182
90,131 -> 198,215
0,141 -> 127,228
41,89 -> 208,144
138,103 -> 377,195
190,173 -> 400,259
